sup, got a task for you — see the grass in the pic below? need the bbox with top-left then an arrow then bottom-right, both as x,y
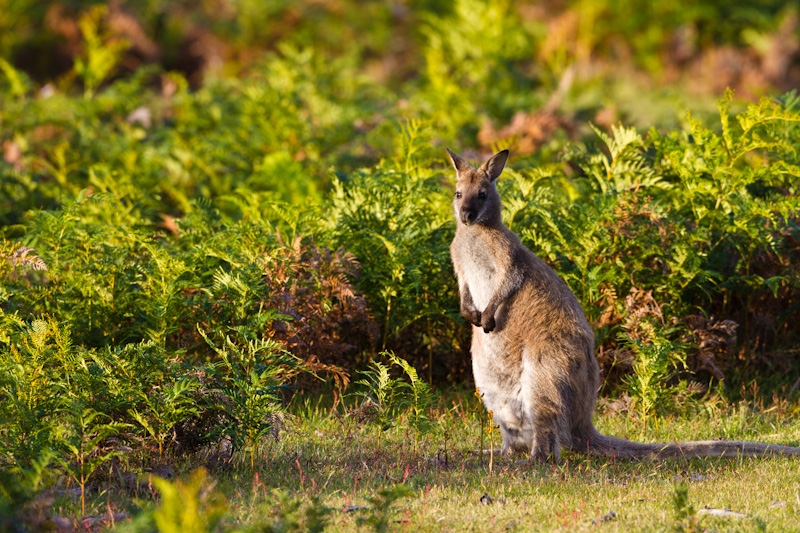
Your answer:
34,390 -> 800,532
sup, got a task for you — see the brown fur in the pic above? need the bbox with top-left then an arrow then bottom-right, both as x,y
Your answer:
447,147 -> 800,461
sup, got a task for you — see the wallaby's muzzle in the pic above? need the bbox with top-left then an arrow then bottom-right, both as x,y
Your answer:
460,205 -> 479,225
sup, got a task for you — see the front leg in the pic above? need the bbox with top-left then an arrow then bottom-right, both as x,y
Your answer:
459,284 -> 482,327
481,301 -> 497,333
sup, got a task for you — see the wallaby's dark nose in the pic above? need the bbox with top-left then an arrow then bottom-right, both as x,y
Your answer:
460,207 -> 477,224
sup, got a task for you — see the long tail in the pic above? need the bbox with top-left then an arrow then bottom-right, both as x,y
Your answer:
585,431 -> 800,459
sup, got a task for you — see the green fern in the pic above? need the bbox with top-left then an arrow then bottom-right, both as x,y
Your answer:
73,5 -> 130,98
198,327 -> 297,470
621,323 -> 688,435
354,357 -> 402,435
389,353 -> 435,459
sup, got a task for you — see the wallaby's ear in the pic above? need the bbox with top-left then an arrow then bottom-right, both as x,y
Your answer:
479,149 -> 509,181
446,148 -> 471,176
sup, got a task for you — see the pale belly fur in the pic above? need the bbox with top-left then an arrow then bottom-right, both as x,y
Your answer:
472,330 -> 535,452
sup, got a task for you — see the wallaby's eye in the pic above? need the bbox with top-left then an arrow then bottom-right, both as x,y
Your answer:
455,191 -> 462,199
478,191 -> 487,199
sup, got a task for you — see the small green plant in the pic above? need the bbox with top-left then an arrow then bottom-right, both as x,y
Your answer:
55,400 -> 128,516
671,482 -> 702,533
354,357 -> 404,439
621,321 -> 688,435
139,240 -> 192,348
199,327 -> 298,470
0,58 -> 29,98
580,123 -> 663,195
354,352 -> 435,458
151,468 -> 227,533
472,387 -> 501,471
0,318 -> 72,467
130,377 -> 200,461
388,353 -> 435,460
356,484 -> 414,533
486,409 -> 498,475
256,490 -> 331,533
0,448 -> 56,527
73,5 -> 130,98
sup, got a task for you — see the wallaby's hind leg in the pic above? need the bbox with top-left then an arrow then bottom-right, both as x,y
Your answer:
528,375 -> 565,462
530,411 -> 561,462
519,350 -> 564,462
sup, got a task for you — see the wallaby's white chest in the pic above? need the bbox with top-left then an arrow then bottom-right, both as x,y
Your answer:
457,238 -> 496,312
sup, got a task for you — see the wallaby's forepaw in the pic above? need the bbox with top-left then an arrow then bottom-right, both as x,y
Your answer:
462,307 -> 482,327
481,312 -> 496,333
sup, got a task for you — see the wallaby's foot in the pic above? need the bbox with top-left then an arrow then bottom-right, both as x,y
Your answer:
530,450 -> 560,464
469,448 -> 510,457
531,434 -> 561,463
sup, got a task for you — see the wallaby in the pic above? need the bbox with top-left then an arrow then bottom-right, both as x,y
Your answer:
447,147 -> 800,461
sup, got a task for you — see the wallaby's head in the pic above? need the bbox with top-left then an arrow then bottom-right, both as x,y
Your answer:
446,148 -> 509,227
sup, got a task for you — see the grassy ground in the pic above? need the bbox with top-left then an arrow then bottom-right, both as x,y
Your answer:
37,390 -> 800,532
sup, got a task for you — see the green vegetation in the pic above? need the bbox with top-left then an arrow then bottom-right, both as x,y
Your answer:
2,0 -> 800,530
